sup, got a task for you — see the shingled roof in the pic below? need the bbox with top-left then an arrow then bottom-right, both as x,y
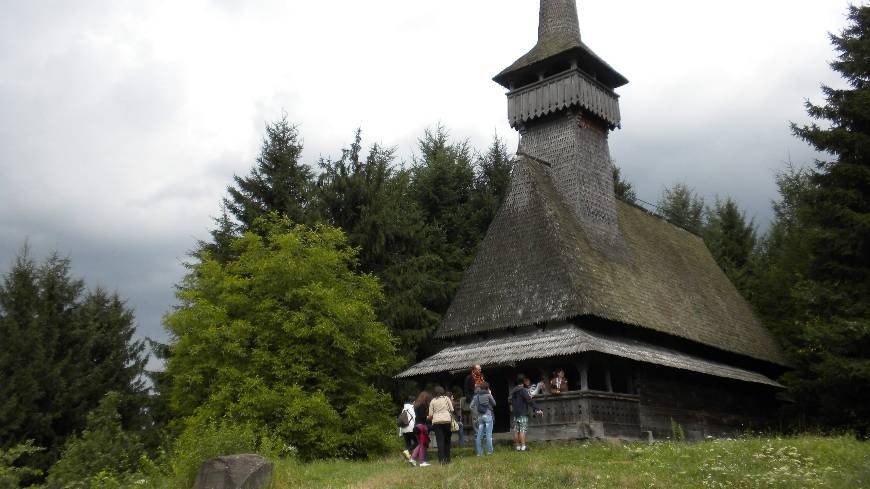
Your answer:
436,157 -> 787,366
398,324 -> 782,388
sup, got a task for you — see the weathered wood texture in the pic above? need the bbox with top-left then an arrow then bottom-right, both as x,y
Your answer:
507,69 -> 621,129
635,365 -> 779,441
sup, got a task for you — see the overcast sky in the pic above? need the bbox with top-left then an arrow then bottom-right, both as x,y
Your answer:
0,0 -> 849,366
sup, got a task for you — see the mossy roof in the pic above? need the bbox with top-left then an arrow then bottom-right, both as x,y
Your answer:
436,157 -> 786,366
493,39 -> 628,90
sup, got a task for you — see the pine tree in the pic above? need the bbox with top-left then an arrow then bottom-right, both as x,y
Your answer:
225,114 -> 316,229
791,5 -> 870,315
0,249 -> 147,474
758,6 -> 870,434
703,197 -> 758,292
657,183 -> 705,234
471,135 -> 513,233
612,165 -> 637,204
316,130 -> 443,362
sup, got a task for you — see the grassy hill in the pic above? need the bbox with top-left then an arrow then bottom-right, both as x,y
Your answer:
271,436 -> 869,489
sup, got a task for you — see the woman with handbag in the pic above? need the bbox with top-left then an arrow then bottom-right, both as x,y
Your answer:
427,385 -> 454,465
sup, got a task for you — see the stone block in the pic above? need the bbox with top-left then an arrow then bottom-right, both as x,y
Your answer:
192,454 -> 272,489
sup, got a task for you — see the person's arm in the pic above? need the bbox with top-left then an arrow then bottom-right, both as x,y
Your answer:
488,393 -> 496,407
469,395 -> 478,413
428,401 -> 434,420
523,389 -> 543,414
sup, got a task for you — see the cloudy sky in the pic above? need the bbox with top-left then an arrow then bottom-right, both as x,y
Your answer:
0,0 -> 848,365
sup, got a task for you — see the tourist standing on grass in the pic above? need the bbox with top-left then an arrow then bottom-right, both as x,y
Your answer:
399,395 -> 417,463
410,422 -> 430,467
470,381 -> 496,456
428,386 -> 454,465
412,391 -> 432,467
510,374 -> 543,451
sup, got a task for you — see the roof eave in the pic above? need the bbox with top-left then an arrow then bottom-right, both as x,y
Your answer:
493,43 -> 628,90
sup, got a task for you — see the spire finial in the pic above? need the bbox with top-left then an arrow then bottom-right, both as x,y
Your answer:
538,0 -> 581,45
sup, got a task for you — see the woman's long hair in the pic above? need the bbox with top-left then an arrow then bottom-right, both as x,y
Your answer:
414,390 -> 432,409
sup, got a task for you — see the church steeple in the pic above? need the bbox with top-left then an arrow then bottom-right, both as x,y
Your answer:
493,0 -> 627,92
500,0 -> 629,258
537,0 -> 581,46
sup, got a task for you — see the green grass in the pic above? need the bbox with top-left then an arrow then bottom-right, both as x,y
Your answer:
269,436 -> 870,489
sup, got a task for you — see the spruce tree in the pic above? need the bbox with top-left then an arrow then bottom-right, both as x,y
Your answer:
471,135 -> 513,233
657,183 -> 705,234
225,114 -> 316,229
316,130 -> 443,361
0,249 -> 147,473
791,5 -> 870,315
703,197 -> 758,292
778,5 -> 870,434
612,165 -> 638,204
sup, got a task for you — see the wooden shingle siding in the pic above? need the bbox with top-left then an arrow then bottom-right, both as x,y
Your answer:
436,158 -> 787,366
507,69 -> 621,128
397,325 -> 782,387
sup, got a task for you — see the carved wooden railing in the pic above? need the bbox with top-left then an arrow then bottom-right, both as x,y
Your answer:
528,390 -> 641,440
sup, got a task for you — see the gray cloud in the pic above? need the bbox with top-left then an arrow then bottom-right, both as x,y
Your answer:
0,0 -> 848,370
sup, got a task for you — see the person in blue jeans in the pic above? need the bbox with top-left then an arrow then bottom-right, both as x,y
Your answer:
469,381 -> 496,456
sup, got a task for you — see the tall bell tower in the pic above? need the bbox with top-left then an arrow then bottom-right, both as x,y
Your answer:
494,0 -> 629,256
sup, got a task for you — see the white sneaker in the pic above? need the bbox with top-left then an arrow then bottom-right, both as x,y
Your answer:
409,460 -> 417,466
515,446 -> 521,451
521,445 -> 527,451
419,462 -> 431,467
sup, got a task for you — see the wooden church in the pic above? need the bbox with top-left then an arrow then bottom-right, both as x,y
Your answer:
397,0 -> 788,441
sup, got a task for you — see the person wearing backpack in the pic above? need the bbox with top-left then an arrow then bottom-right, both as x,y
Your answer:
469,381 -> 496,456
398,395 -> 417,463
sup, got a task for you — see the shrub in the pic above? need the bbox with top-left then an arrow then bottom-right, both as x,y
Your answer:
0,441 -> 43,489
46,392 -> 144,489
163,217 -> 401,461
168,417 -> 280,489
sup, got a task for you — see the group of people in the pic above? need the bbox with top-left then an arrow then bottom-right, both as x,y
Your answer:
399,364 -> 566,465
398,385 -> 459,466
529,368 -> 570,397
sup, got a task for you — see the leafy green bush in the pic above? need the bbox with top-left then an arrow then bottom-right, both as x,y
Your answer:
46,392 -> 144,489
0,441 -> 43,489
164,217 -> 401,461
168,417 -> 279,489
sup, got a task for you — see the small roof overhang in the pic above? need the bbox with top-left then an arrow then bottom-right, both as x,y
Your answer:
396,324 -> 782,388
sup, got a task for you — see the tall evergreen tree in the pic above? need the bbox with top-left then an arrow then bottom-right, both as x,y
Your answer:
225,114 -> 316,229
791,5 -> 870,315
772,5 -> 870,434
657,183 -> 705,234
0,250 -> 147,474
703,197 -> 758,292
471,135 -> 513,234
316,130 -> 443,361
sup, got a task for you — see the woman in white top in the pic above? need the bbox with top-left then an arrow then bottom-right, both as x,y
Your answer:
398,395 -> 417,464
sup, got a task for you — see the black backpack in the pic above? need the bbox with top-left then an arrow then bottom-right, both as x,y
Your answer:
476,392 -> 490,414
397,407 -> 412,428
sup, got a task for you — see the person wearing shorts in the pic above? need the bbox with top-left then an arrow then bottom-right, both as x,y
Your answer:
510,374 -> 542,451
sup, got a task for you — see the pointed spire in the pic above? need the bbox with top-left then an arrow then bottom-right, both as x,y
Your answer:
493,0 -> 627,90
538,0 -> 581,46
